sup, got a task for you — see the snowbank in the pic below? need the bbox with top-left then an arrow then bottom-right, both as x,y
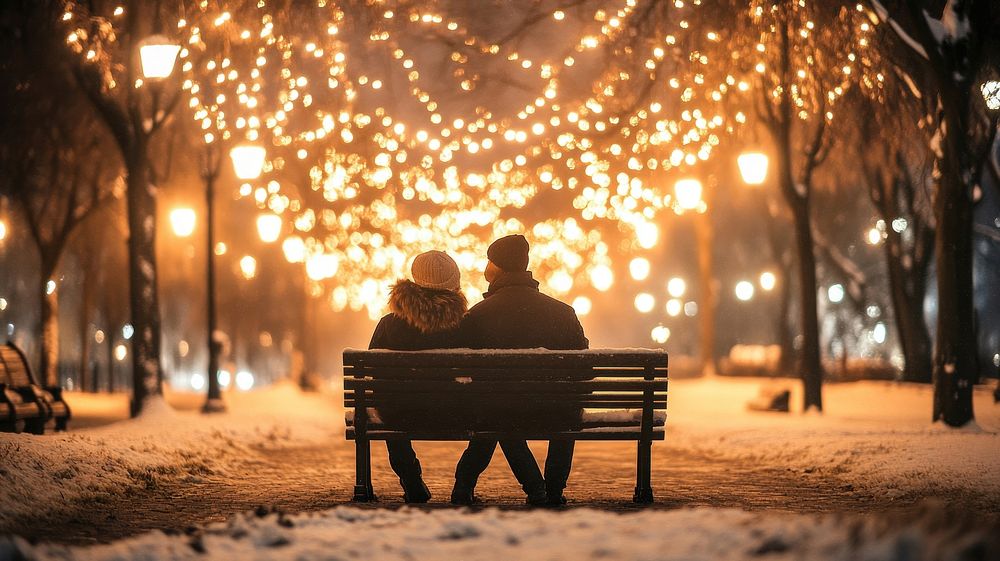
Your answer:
4,504 -> 996,561
665,377 -> 1000,501
0,382 -> 342,528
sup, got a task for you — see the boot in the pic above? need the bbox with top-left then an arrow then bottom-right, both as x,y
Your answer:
525,482 -> 548,506
401,476 -> 431,504
450,487 -> 481,506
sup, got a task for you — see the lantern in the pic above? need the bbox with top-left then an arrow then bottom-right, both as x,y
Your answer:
674,178 -> 703,210
738,152 -> 769,185
230,145 -> 267,180
138,35 -> 181,79
256,213 -> 282,243
169,207 -> 196,237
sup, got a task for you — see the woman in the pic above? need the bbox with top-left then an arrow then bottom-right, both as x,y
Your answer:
368,250 -> 467,503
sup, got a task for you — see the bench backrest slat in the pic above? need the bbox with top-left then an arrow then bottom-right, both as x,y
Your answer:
344,349 -> 668,369
0,345 -> 36,387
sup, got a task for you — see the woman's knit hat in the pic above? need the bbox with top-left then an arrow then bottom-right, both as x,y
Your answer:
410,250 -> 461,291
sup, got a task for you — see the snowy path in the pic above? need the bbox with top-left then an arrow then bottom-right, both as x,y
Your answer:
2,378 -> 998,547
2,434 -> 982,545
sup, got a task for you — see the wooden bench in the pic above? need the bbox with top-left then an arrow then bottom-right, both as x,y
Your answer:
344,349 -> 667,504
0,342 -> 71,434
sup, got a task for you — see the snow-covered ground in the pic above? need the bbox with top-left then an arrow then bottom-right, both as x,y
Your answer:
2,375 -> 999,559
5,503 -> 997,561
665,377 -> 1000,501
0,382 -> 343,527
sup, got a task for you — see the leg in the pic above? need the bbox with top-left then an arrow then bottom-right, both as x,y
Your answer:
353,438 -> 377,502
633,438 -> 654,503
386,440 -> 430,503
498,440 -> 545,502
544,440 -> 575,503
452,439 -> 497,502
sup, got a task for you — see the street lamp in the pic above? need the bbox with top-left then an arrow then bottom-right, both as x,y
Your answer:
138,35 -> 181,79
982,80 -> 1000,111
0,218 -> 7,241
169,208 -> 196,237
230,145 -> 267,180
256,213 -> 282,243
674,178 -> 703,210
737,152 -> 769,185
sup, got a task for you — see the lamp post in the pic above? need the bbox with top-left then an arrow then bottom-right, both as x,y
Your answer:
200,142 -> 226,413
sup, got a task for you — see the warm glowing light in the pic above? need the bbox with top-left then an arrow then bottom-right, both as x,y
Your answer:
629,257 -> 650,281
282,236 -> 306,263
634,293 -> 655,313
735,281 -> 754,301
667,277 -> 686,298
827,284 -> 844,303
114,344 -> 128,361
256,213 -> 282,243
46,280 -> 56,295
230,145 -> 267,180
651,325 -> 671,344
239,255 -> 258,279
190,373 -> 206,391
138,35 -> 181,79
572,296 -> 592,316
674,178 -> 703,210
983,81 -> 1000,111
666,299 -> 682,317
169,207 -> 196,237
0,219 -> 6,241
235,370 -> 255,391
218,370 -> 232,388
866,228 -> 883,245
591,265 -> 614,292
737,152 -> 769,185
759,271 -> 776,291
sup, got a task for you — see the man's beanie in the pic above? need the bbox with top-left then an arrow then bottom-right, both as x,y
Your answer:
410,250 -> 461,291
487,234 -> 530,272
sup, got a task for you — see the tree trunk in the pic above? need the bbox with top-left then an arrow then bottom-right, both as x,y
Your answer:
883,231 -> 932,383
789,198 -> 823,410
38,274 -> 59,387
79,268 -> 93,391
695,209 -> 716,376
931,141 -> 977,426
125,146 -> 163,416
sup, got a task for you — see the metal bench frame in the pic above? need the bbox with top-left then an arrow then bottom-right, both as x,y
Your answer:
344,349 -> 667,504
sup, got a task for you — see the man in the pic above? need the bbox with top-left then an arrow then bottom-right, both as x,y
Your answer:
451,234 -> 589,506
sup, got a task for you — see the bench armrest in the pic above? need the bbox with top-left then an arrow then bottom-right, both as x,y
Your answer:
45,386 -> 64,402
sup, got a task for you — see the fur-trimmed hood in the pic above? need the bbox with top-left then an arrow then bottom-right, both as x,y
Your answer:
389,279 -> 467,334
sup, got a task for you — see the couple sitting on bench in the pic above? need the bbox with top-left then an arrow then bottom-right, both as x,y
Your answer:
368,234 -> 588,506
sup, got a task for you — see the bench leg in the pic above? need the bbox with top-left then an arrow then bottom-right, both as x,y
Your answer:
352,438 -> 377,502
55,415 -> 69,432
24,417 -> 46,435
633,438 -> 654,503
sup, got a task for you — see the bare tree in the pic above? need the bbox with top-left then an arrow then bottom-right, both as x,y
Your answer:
0,0 -> 122,386
61,0 -> 183,415
867,0 -> 999,425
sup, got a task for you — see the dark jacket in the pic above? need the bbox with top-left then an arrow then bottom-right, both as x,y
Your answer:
461,271 -> 589,350
460,271 -> 589,429
368,280 -> 467,427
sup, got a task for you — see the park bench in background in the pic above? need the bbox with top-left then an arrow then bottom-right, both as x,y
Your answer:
0,342 -> 71,434
344,348 -> 667,504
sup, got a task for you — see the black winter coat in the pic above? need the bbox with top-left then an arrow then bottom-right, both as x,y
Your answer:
461,271 -> 588,351
459,271 -> 589,429
368,280 -> 467,428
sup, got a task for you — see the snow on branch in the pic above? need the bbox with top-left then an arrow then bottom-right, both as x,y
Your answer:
868,0 -> 929,60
